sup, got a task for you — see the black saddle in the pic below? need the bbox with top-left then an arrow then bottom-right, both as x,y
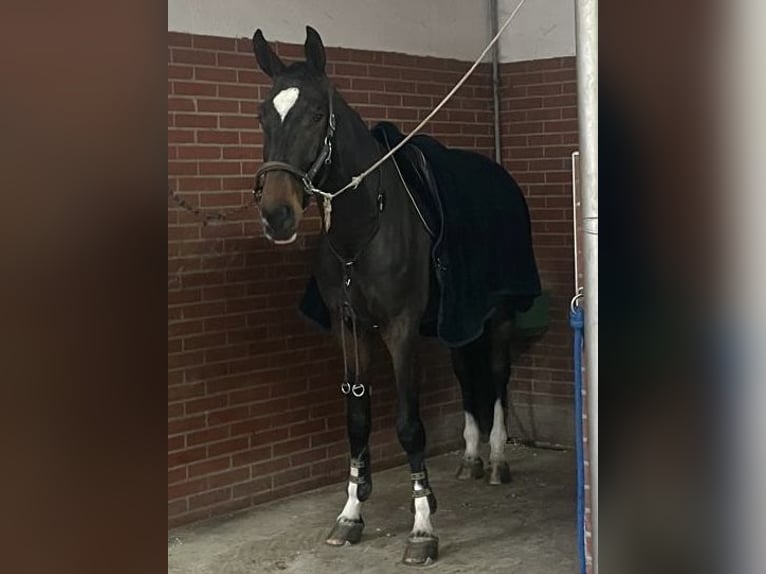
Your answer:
371,122 -> 443,240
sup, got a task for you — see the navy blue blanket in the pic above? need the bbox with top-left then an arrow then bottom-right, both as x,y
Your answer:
299,122 -> 541,347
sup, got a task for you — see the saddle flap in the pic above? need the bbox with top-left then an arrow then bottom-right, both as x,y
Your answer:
371,122 -> 443,240
396,144 -> 442,239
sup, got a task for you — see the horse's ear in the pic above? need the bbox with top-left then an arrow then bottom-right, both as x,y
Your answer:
252,29 -> 285,78
304,25 -> 326,75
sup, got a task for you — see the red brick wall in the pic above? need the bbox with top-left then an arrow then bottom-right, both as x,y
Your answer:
500,57 -> 578,445
168,32 -> 577,527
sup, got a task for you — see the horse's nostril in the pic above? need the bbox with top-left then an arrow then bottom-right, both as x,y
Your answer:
275,205 -> 294,227
265,204 -> 294,232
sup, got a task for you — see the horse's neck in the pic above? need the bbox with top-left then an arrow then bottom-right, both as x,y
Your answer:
322,101 -> 385,254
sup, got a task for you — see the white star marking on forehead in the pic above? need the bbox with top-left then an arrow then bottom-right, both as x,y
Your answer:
272,87 -> 300,123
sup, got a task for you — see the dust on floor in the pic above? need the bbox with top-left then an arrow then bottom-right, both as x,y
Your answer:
168,446 -> 575,573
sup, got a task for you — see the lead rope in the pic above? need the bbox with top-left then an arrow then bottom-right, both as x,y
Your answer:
167,185 -> 253,224
570,291 -> 586,574
313,0 -> 529,203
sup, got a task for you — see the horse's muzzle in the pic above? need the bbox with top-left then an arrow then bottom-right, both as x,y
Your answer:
262,203 -> 298,244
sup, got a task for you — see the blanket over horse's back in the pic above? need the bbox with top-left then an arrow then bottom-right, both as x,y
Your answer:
299,122 -> 542,347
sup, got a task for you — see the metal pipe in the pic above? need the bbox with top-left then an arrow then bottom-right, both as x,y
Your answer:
572,150 -> 581,294
489,0 -> 502,164
575,0 -> 598,572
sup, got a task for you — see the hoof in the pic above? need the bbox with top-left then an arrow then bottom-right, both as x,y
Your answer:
488,461 -> 512,485
402,535 -> 439,566
325,517 -> 364,546
455,457 -> 484,480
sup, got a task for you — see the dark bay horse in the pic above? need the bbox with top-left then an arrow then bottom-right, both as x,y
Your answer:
252,26 -> 538,566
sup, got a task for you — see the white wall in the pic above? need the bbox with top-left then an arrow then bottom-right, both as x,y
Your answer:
168,0 -> 490,61
168,0 -> 575,63
497,0 -> 576,62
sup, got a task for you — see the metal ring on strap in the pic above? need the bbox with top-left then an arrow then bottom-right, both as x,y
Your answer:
351,383 -> 365,398
570,287 -> 584,313
341,381 -> 351,395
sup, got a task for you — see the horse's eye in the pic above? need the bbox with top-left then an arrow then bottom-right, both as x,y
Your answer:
312,113 -> 323,123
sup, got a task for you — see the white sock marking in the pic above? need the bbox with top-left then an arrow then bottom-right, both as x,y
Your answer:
463,411 -> 480,459
412,481 -> 433,535
489,398 -> 507,463
272,87 -> 299,123
338,467 -> 361,521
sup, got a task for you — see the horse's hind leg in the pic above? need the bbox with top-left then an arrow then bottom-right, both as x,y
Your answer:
450,341 -> 485,480
488,315 -> 513,485
326,327 -> 373,546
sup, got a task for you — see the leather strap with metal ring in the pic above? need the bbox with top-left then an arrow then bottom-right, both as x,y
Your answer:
351,383 -> 365,398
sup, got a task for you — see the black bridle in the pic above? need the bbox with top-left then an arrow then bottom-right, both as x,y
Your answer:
252,87 -> 337,209
252,84 -> 388,400
252,83 -> 385,257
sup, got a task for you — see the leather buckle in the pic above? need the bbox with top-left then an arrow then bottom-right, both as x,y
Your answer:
412,488 -> 432,498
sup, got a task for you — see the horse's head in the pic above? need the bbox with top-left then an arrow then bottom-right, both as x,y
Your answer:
252,26 -> 332,244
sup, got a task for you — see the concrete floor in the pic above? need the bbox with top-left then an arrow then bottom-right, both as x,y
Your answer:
168,446 -> 576,573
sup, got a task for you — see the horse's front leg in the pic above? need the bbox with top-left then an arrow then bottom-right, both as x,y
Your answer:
325,323 -> 373,546
382,315 -> 439,566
